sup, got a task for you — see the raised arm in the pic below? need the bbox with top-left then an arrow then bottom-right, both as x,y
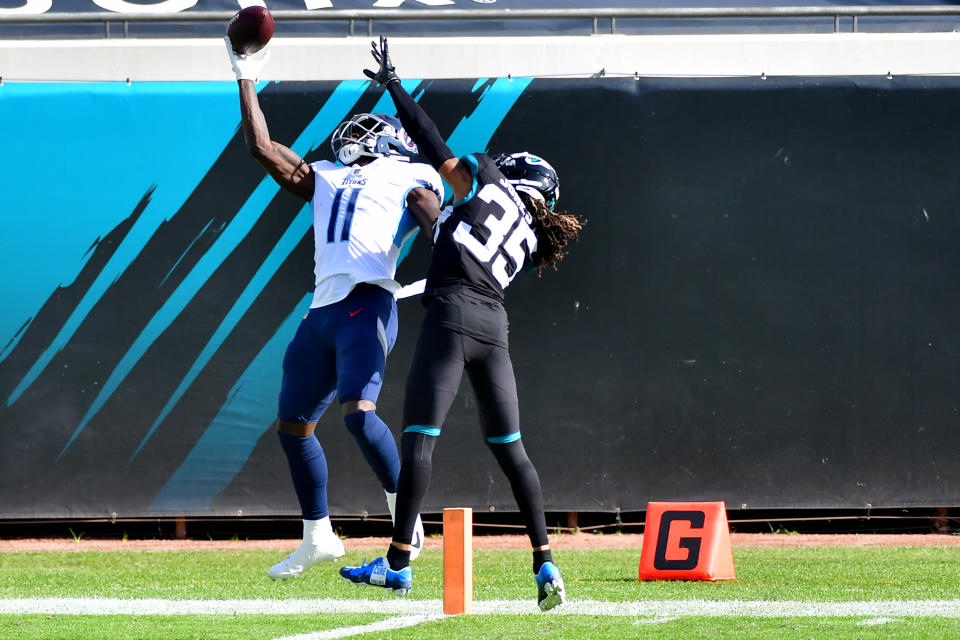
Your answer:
364,36 -> 474,203
227,38 -> 314,202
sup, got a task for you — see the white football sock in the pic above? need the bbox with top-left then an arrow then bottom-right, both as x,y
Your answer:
303,516 -> 334,545
385,491 -> 397,521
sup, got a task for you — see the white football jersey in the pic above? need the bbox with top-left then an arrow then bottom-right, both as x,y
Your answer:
308,157 -> 444,308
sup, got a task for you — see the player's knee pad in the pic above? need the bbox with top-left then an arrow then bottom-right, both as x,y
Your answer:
486,435 -> 527,463
343,409 -> 377,438
343,409 -> 399,492
487,437 -> 536,478
400,430 -> 437,464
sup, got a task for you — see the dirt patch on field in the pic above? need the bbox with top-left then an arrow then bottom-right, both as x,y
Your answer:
3,532 -> 959,553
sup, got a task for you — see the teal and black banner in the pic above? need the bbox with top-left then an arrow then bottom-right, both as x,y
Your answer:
3,76 -> 960,518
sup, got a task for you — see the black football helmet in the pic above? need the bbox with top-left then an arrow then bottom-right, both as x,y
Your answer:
331,113 -> 419,165
493,152 -> 560,211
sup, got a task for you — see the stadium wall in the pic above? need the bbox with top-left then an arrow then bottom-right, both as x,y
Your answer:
2,35 -> 960,519
2,33 -> 960,81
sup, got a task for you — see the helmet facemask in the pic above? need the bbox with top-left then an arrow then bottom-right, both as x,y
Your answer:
331,113 -> 419,165
514,184 -> 557,213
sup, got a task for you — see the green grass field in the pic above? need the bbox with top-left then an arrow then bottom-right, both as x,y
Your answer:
2,544 -> 960,639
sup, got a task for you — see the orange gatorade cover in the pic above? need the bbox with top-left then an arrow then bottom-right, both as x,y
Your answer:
638,501 -> 735,581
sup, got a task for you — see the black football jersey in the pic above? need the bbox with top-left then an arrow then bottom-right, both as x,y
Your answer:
425,153 -> 538,304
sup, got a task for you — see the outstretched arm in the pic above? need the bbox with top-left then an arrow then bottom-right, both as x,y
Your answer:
365,36 -> 474,203
228,38 -> 314,202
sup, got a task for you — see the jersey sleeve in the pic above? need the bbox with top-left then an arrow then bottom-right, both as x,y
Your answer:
472,153 -> 500,179
409,163 -> 445,204
450,154 -> 483,207
309,159 -> 335,173
308,160 -> 335,201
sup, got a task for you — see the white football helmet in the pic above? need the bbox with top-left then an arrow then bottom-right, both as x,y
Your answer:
331,113 -> 419,165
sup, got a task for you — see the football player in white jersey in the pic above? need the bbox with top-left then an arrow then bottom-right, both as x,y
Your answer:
226,39 -> 443,579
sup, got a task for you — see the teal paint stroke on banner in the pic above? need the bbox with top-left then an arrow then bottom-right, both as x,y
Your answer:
148,78 -> 534,512
445,77 -> 534,158
129,206 -> 312,463
58,80 -> 369,459
130,78 -> 425,462
159,217 -> 216,289
3,82 -> 244,397
369,78 -> 422,119
148,294 -> 311,512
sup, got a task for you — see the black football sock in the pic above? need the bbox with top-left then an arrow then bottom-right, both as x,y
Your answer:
386,545 -> 412,571
533,549 -> 554,574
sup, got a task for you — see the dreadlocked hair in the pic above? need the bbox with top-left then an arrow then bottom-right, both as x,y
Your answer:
519,193 -> 586,276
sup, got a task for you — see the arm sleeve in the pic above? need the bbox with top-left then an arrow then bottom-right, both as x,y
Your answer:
387,81 -> 456,169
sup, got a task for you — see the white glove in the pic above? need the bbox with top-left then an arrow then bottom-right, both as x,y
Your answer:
225,36 -> 270,82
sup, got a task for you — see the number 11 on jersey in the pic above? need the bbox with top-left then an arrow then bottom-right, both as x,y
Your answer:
327,187 -> 360,243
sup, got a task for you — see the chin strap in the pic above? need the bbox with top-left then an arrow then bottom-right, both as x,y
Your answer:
337,143 -> 362,165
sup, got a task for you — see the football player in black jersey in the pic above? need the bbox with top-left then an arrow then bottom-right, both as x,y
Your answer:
339,37 -> 584,612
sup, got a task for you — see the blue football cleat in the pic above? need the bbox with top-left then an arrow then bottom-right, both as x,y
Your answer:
535,562 -> 566,611
339,557 -> 413,596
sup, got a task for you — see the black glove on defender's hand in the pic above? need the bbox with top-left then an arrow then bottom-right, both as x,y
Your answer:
363,35 -> 399,86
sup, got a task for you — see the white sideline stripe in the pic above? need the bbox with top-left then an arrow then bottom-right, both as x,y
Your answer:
272,614 -> 443,640
636,616 -> 678,625
4,598 -> 960,618
858,617 -> 898,626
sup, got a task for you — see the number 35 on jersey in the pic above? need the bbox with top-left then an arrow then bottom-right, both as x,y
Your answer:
453,182 -> 538,288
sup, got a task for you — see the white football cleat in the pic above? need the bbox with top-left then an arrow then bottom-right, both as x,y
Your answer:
268,531 -> 345,580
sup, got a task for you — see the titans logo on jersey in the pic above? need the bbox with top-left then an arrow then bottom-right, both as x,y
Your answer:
426,153 -> 538,303
308,157 -> 443,309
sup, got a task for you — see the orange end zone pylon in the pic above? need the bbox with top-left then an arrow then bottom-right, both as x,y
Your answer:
638,501 -> 735,581
443,507 -> 473,614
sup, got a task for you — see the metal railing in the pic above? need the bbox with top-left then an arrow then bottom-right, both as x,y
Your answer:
1,6 -> 960,37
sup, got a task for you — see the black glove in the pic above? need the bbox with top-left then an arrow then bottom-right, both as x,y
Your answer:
363,35 -> 399,87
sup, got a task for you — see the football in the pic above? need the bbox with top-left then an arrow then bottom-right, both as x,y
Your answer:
227,5 -> 274,56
